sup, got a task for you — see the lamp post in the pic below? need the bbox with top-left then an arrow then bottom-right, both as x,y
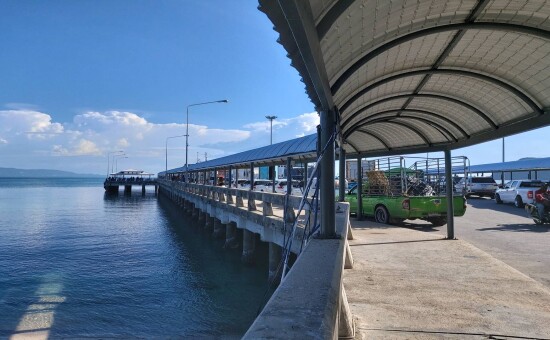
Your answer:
265,115 -> 277,145
185,99 -> 228,178
107,150 -> 124,176
115,156 -> 128,172
166,135 -> 186,175
112,154 -> 126,173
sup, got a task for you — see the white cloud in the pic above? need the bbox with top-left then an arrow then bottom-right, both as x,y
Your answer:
0,109 -> 257,174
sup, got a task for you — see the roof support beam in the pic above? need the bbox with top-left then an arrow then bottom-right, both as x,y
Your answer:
344,140 -> 360,154
340,69 -> 541,118
331,22 -> 550,94
368,120 -> 432,146
355,129 -> 391,150
342,94 -> 496,137
275,0 -> 335,111
316,0 -> 354,40
347,116 -> 456,142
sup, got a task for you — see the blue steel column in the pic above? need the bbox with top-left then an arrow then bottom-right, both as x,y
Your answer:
356,156 -> 363,220
445,150 -> 455,239
338,148 -> 346,202
320,109 -> 336,238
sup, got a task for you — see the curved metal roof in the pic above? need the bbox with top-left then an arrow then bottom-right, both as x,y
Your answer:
259,0 -> 550,157
162,133 -> 317,174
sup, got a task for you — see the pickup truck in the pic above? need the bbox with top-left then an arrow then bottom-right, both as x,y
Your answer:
345,184 -> 467,226
495,180 -> 547,208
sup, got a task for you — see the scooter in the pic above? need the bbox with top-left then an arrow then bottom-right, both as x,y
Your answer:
525,203 -> 550,225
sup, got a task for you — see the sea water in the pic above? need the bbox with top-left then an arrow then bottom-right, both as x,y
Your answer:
0,178 -> 270,338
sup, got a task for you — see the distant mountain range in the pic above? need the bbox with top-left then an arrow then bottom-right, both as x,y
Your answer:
0,167 -> 102,178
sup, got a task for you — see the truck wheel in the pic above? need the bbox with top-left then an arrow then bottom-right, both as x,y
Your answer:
428,217 -> 447,227
495,194 -> 503,204
514,196 -> 524,208
374,206 -> 390,224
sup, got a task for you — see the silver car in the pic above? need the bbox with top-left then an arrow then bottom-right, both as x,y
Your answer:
456,177 -> 498,198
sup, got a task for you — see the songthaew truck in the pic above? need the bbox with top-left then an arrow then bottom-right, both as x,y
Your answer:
345,156 -> 468,226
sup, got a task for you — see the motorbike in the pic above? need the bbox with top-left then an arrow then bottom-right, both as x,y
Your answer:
525,203 -> 550,225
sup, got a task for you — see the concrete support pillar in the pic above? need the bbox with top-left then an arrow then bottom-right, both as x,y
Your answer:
339,148 -> 346,202
241,230 -> 256,264
212,219 -> 225,239
268,242 -> 282,284
228,166 -> 233,188
154,185 -> 158,195
124,185 -> 132,194
263,195 -> 273,216
319,109 -> 336,238
445,150 -> 455,239
223,222 -> 239,249
204,216 -> 213,232
236,194 -> 244,208
198,211 -> 206,225
227,191 -> 234,204
142,184 -> 146,195
338,287 -> 355,339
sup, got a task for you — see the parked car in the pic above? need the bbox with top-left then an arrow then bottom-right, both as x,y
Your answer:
495,179 -> 548,208
455,177 -> 498,198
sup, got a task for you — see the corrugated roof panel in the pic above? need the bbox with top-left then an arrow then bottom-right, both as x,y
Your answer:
469,157 -> 550,173
161,134 -> 318,175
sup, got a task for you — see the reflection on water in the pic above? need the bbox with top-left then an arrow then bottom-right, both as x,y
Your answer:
0,179 -> 271,338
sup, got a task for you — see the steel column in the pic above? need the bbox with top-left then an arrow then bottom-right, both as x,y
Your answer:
320,109 -> 336,238
357,155 -> 363,220
445,150 -> 455,239
339,148 -> 346,201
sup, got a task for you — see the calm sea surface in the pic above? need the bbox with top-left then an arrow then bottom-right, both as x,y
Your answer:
0,178 -> 270,338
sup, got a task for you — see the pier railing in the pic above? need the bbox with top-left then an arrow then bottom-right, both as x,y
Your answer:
158,179 -> 355,338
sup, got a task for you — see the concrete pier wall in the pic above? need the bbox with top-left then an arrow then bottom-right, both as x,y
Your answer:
158,179 -> 354,339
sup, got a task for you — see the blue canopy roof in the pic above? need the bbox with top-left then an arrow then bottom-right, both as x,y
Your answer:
161,134 -> 318,175
468,157 -> 550,173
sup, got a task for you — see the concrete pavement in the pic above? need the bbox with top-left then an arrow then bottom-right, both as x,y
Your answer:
344,220 -> 550,339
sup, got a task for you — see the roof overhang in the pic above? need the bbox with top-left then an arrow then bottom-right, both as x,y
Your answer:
259,0 -> 550,157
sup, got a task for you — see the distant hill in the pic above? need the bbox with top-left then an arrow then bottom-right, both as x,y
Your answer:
0,167 -> 102,178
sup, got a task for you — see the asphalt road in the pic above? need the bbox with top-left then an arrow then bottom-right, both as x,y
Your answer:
402,197 -> 550,289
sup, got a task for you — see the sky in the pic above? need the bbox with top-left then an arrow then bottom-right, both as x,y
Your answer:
1,1 -> 548,175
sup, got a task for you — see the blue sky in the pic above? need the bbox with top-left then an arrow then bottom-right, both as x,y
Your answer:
0,1 -> 548,175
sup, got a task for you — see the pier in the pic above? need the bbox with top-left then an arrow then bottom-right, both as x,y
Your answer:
158,179 -> 355,338
104,170 -> 158,195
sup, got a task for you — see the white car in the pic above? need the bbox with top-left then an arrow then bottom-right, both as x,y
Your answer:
495,179 -> 547,207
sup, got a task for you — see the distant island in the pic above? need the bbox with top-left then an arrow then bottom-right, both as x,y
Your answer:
0,167 -> 103,178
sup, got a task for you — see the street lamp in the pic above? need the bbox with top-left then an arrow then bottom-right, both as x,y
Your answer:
166,135 -> 186,174
185,99 -> 228,177
265,115 -> 277,145
115,156 -> 128,172
107,150 -> 124,176
112,153 -> 126,173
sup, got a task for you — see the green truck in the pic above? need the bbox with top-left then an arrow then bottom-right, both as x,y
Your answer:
345,156 -> 468,226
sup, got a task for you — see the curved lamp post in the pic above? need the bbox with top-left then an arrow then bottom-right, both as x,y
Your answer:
115,156 -> 128,173
185,99 -> 228,179
107,150 -> 124,176
111,153 -> 126,174
166,135 -> 186,175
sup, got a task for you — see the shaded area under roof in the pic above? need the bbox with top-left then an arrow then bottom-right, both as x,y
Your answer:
160,134 -> 318,175
468,157 -> 550,173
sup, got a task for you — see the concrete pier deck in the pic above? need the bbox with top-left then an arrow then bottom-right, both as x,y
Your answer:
345,220 -> 550,339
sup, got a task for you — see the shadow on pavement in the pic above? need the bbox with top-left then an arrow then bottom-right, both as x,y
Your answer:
349,238 -> 445,247
477,223 -> 549,233
466,196 -> 529,218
